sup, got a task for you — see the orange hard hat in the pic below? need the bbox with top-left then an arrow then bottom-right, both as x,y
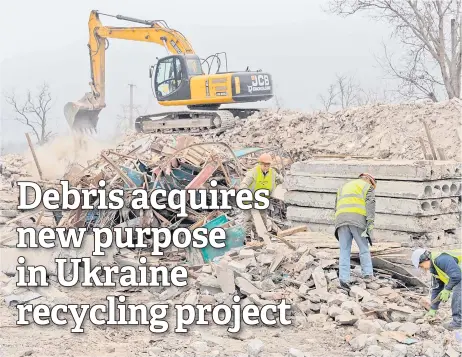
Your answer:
359,173 -> 376,188
258,153 -> 272,164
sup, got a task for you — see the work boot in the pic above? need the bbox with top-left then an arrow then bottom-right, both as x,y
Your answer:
363,275 -> 376,283
339,280 -> 351,292
443,321 -> 462,331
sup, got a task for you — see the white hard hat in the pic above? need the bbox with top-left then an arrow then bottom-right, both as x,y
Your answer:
411,248 -> 427,269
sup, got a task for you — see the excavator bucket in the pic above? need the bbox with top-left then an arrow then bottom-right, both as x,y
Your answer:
64,94 -> 103,133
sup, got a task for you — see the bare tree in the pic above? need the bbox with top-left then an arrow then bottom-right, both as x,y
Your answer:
318,83 -> 338,111
327,0 -> 461,101
4,83 -> 54,145
318,74 -> 387,111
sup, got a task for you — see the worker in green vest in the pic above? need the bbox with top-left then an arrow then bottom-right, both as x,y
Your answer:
239,153 -> 284,240
335,173 -> 376,291
412,248 -> 461,330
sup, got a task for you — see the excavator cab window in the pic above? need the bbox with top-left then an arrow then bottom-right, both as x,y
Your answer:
186,57 -> 203,76
155,56 -> 184,98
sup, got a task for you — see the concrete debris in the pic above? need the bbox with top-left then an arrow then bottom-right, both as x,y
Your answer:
247,339 -> 264,356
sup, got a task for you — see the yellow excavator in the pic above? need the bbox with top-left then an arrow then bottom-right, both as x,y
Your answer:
65,11 -> 274,133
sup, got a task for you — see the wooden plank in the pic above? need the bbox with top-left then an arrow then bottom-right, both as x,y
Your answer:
101,153 -> 137,188
25,133 -> 43,180
277,225 -> 308,238
185,162 -> 218,189
251,209 -> 272,245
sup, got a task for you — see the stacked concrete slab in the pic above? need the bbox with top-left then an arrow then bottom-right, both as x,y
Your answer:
285,160 -> 462,247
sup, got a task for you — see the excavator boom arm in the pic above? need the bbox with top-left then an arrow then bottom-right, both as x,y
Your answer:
64,10 -> 195,131
89,10 -> 195,104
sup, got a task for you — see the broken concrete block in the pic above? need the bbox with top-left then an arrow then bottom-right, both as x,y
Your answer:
247,339 -> 264,356
215,265 -> 235,294
384,322 -> 402,331
260,291 -> 284,300
228,260 -> 249,273
312,266 -> 328,292
376,287 -> 394,296
184,292 -> 198,305
327,305 -> 343,318
239,249 -> 255,258
335,314 -> 358,325
298,284 -> 309,295
366,345 -> 383,357
298,269 -> 313,283
198,295 -> 216,305
307,314 -> 327,324
191,341 -> 209,353
201,265 -> 213,274
235,277 -> 263,296
392,344 -> 407,357
356,319 -> 382,334
296,300 -> 312,314
349,286 -> 371,300
398,322 -> 419,336
261,278 -> 276,292
256,254 -> 273,265
288,348 -> 305,357
349,334 -> 376,351
341,301 -> 363,316
327,294 -> 348,307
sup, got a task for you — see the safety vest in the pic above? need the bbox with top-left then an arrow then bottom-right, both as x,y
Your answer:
335,179 -> 371,218
249,166 -> 276,194
431,249 -> 462,284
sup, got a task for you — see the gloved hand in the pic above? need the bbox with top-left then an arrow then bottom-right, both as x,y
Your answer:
439,289 -> 451,302
425,309 -> 437,318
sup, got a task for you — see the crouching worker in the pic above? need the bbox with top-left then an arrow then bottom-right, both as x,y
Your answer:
239,153 -> 283,241
411,248 -> 461,330
334,173 -> 377,291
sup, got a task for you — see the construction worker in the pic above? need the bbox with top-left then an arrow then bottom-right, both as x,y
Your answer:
334,173 -> 376,290
411,248 -> 461,330
239,153 -> 284,240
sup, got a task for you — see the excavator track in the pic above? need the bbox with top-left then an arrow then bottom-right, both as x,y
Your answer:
135,108 -> 259,134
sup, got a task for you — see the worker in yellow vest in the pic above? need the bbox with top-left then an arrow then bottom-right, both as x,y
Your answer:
335,173 -> 376,291
239,153 -> 284,240
412,248 -> 461,330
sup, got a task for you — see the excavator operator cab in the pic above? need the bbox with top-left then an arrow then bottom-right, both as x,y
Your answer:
153,54 -> 203,101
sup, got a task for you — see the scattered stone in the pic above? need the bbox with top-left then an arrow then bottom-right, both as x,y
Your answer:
376,287 -> 394,296
256,254 -> 273,265
385,322 -> 402,331
184,292 -> 198,305
201,265 -> 213,274
247,339 -> 264,356
349,334 -> 375,351
288,348 -> 305,357
398,322 -> 419,336
307,314 -> 327,324
326,270 -> 338,281
198,294 -> 216,305
298,269 -> 312,283
366,345 -> 383,357
445,346 -> 459,357
261,278 -> 276,291
298,284 -> 309,294
327,294 -> 348,307
191,341 -> 209,353
229,260 -> 249,273
312,266 -> 328,292
349,286 -> 371,300
239,249 -> 255,258
235,277 -> 263,295
392,344 -> 407,357
328,305 -> 343,318
341,301 -> 363,316
261,291 -> 284,300
335,314 -> 358,325
366,281 -> 381,290
356,319 -> 382,334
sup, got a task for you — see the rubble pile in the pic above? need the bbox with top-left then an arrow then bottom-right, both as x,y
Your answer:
215,99 -> 462,161
286,159 -> 462,248
153,239 -> 459,356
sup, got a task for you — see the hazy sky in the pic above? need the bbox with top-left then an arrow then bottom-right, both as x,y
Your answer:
0,0 -> 398,151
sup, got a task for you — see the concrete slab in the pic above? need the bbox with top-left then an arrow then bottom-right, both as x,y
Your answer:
285,175 -> 462,199
290,160 -> 462,181
289,222 -> 461,247
286,206 -> 461,233
285,191 -> 461,216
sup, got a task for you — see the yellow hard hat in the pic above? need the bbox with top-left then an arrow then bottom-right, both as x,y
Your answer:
258,153 -> 272,164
